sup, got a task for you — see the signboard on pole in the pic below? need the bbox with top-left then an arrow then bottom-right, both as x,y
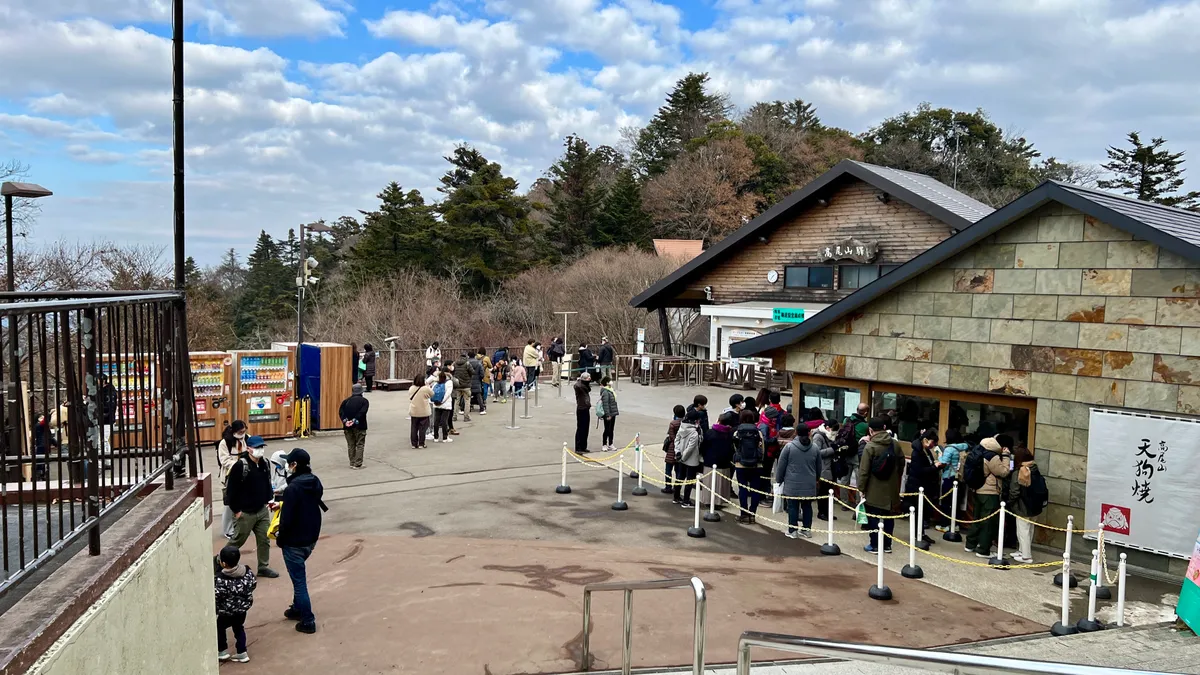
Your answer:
1085,409 -> 1200,558
636,327 -> 645,355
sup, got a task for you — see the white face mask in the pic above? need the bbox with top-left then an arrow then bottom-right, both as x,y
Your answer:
251,448 -> 264,459
234,432 -> 246,440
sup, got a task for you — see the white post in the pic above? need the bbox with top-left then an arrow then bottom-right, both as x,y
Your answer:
703,469 -> 721,522
990,501 -> 1008,567
612,450 -> 628,511
1051,552 -> 1076,635
1095,519 -> 1112,600
556,443 -> 571,494
1116,553 -> 1128,627
687,483 -> 706,538
943,480 -> 962,542
632,436 -> 647,497
902,506 -> 923,578
1076,549 -> 1103,632
868,522 -> 892,600
916,486 -> 929,550
821,489 -> 840,556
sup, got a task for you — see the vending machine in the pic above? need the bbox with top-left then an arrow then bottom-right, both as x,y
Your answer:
231,349 -> 294,439
100,354 -> 161,450
189,351 -> 232,443
271,341 -> 353,430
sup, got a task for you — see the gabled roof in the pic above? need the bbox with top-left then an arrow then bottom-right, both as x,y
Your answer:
653,239 -> 704,261
731,181 -> 1200,358
629,159 -> 994,309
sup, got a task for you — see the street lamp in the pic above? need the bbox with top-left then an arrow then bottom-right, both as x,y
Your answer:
2,182 -> 53,293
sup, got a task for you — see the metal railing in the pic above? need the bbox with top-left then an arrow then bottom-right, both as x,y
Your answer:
0,291 -> 199,601
736,632 -> 1164,675
581,577 -> 706,675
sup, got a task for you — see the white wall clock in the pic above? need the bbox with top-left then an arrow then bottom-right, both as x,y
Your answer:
766,269 -> 779,284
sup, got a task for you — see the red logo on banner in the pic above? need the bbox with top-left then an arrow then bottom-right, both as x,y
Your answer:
1101,503 -> 1131,536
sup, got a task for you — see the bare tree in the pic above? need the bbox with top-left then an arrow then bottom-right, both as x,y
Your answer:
0,160 -> 40,238
642,137 -> 757,244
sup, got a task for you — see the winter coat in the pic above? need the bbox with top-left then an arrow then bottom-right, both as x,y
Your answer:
225,455 -> 273,514
214,563 -> 257,617
548,340 -> 565,362
100,383 -> 118,426
905,440 -> 941,498
674,421 -> 702,467
600,387 -> 618,417
425,346 -> 441,365
339,393 -> 369,431
598,343 -> 615,365
452,357 -> 471,389
468,357 -> 484,394
702,423 -> 734,468
434,379 -> 454,411
276,467 -> 324,549
1007,460 -> 1039,517
939,442 -> 969,481
481,356 -> 493,383
523,344 -> 540,368
352,350 -> 361,377
976,437 -> 1012,496
362,350 -> 377,377
511,364 -> 526,383
812,425 -> 836,481
774,434 -> 828,498
664,418 -> 681,464
577,347 -> 596,370
216,437 -> 247,482
408,383 -> 433,418
733,422 -> 764,468
686,404 -> 710,434
574,379 -> 591,410
857,431 -> 903,513
844,413 -> 869,445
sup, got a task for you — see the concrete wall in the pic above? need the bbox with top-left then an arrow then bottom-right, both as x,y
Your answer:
25,499 -> 217,675
786,202 -> 1200,576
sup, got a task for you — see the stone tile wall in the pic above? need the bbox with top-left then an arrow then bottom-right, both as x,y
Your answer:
786,203 -> 1200,575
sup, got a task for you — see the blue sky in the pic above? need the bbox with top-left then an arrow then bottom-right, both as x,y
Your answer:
1,0 -> 1199,264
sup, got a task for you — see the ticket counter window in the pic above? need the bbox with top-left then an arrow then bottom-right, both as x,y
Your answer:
949,400 -> 1029,448
797,383 -> 863,424
871,390 -> 940,448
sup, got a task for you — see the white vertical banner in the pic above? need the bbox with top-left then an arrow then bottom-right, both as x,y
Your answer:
1085,409 -> 1200,559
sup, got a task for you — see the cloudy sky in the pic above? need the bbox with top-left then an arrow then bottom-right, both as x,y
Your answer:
1,0 -> 1198,264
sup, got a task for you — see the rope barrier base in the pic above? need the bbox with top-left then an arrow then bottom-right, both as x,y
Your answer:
1051,621 -> 1078,637
556,485 -> 572,494
988,554 -> 1010,569
703,510 -> 721,523
820,543 -> 841,556
901,563 -> 924,579
628,469 -> 639,479
868,584 -> 892,601
1095,586 -> 1112,601
1053,572 -> 1079,588
631,485 -> 648,496
612,500 -> 628,511
942,530 -> 963,543
687,525 -> 706,538
1076,617 -> 1104,633
916,538 -> 931,551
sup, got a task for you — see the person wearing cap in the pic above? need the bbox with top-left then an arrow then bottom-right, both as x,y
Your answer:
573,371 -> 593,454
339,384 -> 370,470
276,449 -> 325,634
225,432 -> 279,578
597,337 -> 615,381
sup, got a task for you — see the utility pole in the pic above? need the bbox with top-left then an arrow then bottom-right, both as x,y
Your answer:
172,0 -> 184,289
554,311 -> 577,386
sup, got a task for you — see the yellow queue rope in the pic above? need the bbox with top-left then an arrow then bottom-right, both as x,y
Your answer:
880,530 -> 1064,570
622,460 -> 713,487
709,489 -> 867,535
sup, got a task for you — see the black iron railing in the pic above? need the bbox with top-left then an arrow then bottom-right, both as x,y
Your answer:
0,291 -> 198,600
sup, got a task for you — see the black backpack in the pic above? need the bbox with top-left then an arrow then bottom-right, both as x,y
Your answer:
962,444 -> 991,490
733,426 -> 763,467
834,418 -> 857,452
1023,466 -> 1049,517
869,440 -> 898,480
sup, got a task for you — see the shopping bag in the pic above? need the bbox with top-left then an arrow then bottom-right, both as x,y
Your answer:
856,500 -> 868,526
771,483 -> 785,514
267,502 -> 283,540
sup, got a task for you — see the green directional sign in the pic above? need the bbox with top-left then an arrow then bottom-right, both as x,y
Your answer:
772,308 -> 805,323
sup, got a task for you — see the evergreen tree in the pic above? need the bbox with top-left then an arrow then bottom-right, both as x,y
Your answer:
633,73 -> 732,178
597,167 -> 653,249
546,134 -> 607,261
234,231 -> 293,342
1098,132 -> 1200,209
437,146 -> 537,291
346,183 -> 440,279
183,256 -> 202,288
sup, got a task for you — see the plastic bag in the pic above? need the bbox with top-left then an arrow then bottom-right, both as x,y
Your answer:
856,500 -> 868,526
267,502 -> 283,540
771,483 -> 785,514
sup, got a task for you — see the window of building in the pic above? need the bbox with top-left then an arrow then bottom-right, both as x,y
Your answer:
881,264 -> 901,275
839,265 -> 880,289
784,265 -> 833,289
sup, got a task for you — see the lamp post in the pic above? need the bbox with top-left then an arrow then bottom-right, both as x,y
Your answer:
554,311 -> 577,385
2,181 -> 52,482
295,221 -> 332,391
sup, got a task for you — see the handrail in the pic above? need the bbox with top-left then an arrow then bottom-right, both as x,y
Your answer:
582,577 -> 706,675
737,632 -> 1165,675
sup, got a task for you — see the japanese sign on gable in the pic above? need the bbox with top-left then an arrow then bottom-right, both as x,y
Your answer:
1085,409 -> 1199,559
817,238 -> 879,264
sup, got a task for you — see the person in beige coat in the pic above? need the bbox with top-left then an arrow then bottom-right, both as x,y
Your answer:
965,435 -> 1013,558
408,374 -> 433,449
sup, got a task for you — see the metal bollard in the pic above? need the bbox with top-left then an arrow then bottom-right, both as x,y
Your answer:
631,436 -> 648,496
703,469 -> 721,522
556,443 -> 571,494
915,486 -> 930,551
1050,552 -> 1078,636
520,388 -> 532,419
612,450 -> 628,511
1116,553 -> 1128,627
820,490 -> 840,556
901,506 -> 923,579
687,486 -> 706,538
534,375 -> 541,408
943,480 -> 962,542
1076,549 -> 1104,632
1054,515 -> 1080,588
868,522 -> 892,600
629,433 -> 640,479
507,391 -> 520,430
989,501 -> 1009,568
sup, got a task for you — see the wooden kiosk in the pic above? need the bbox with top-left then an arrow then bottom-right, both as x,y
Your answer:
271,342 -> 352,431
189,351 -> 233,443
230,349 -> 294,439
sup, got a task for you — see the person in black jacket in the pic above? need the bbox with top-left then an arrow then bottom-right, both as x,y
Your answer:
548,337 -> 565,387
597,337 -> 615,380
277,448 -> 324,634
577,343 -> 596,381
905,428 -> 942,545
225,441 -> 279,578
99,374 -> 118,453
339,384 -> 369,469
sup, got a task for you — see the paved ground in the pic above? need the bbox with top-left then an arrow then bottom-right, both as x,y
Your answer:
212,380 -> 1184,673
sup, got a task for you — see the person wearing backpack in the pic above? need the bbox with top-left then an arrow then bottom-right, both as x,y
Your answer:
672,410 -> 704,506
662,405 -> 685,494
1006,446 -> 1043,563
702,411 -> 736,506
408,373 -> 433,449
963,435 -> 1013,559
774,415 -> 833,539
598,376 -> 619,452
225,438 -> 279,578
857,417 -> 903,554
758,392 -> 785,502
733,409 -> 765,524
936,429 -> 970,531
430,370 -> 454,443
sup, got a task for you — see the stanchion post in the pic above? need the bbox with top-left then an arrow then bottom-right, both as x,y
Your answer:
1054,515 -> 1079,588
901,506 -> 923,579
556,443 -> 572,494
520,388 -> 532,420
868,522 -> 892,600
612,450 -> 628,511
1077,549 -> 1104,632
687,486 -> 706,538
989,501 -> 1009,568
629,433 -> 640,479
534,374 -> 541,408
1095,521 -> 1112,600
631,436 -> 648,496
1051,552 -> 1078,636
943,480 -> 962,542
507,391 -> 520,430
915,486 -> 930,551
703,470 -> 721,522
1116,553 -> 1127,627
820,490 -> 840,556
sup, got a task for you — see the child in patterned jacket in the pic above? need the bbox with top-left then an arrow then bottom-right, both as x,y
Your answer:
215,545 -> 257,663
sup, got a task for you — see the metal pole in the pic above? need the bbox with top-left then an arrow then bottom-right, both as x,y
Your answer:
83,308 -> 101,555
534,373 -> 540,408
6,197 -> 19,497
556,444 -> 571,494
520,387 -> 531,419
507,390 -> 519,430
581,589 -> 592,671
691,576 -> 707,675
1116,553 -> 1128,627
621,589 -> 633,675
295,222 -> 305,384
4,194 -> 13,292
172,0 -> 185,289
